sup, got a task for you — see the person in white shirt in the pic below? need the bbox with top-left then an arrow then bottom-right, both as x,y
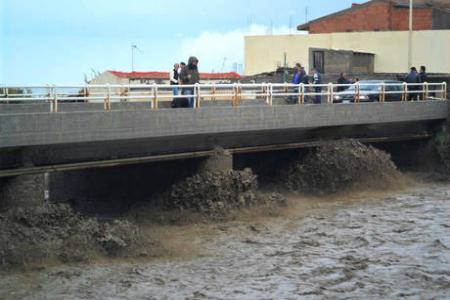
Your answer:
170,63 -> 180,95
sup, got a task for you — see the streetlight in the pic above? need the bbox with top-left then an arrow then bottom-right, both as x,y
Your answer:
131,44 -> 142,72
408,0 -> 413,68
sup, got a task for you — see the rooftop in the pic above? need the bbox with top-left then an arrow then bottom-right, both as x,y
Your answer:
108,70 -> 241,80
297,0 -> 450,31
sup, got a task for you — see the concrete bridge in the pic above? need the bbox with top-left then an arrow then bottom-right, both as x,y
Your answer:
0,83 -> 448,209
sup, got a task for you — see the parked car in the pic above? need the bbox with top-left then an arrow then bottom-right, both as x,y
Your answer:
333,80 -> 403,103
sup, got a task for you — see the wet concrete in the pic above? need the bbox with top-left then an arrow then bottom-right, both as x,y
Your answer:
0,182 -> 449,299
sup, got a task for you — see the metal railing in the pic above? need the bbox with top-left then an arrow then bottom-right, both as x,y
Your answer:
0,82 -> 447,112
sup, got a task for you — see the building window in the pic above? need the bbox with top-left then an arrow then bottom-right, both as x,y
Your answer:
313,51 -> 325,73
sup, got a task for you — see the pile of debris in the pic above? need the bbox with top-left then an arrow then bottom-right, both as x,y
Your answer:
0,203 -> 147,269
435,128 -> 450,175
166,168 -> 286,219
282,140 -> 400,194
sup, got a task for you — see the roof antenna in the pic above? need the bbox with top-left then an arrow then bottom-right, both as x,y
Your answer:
289,13 -> 294,34
221,57 -> 227,72
305,7 -> 309,23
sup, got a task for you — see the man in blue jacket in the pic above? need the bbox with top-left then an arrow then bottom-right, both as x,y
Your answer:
286,63 -> 305,104
291,63 -> 304,84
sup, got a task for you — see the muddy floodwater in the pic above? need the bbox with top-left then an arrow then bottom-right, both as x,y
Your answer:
1,182 -> 450,299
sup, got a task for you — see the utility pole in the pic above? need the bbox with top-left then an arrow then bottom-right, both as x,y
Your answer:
408,0 -> 413,68
131,44 -> 139,72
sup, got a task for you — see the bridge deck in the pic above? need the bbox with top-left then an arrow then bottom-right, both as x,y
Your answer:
0,101 -> 448,175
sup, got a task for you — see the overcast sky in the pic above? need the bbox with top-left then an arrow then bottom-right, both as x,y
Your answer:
0,0 -> 364,84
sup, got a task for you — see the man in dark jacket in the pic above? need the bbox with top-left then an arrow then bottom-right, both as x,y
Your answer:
180,56 -> 200,108
337,73 -> 349,92
419,66 -> 429,99
405,67 -> 420,100
419,66 -> 428,83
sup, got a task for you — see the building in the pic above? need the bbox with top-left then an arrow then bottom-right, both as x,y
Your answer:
90,70 -> 241,85
245,0 -> 450,76
87,70 -> 242,102
297,0 -> 450,33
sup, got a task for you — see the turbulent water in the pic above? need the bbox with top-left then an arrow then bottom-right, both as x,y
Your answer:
1,182 -> 450,299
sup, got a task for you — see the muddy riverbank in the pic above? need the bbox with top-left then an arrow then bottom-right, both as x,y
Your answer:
0,181 -> 449,299
0,140 -> 449,299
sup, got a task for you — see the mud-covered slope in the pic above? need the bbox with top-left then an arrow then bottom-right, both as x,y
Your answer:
0,204 -> 150,270
282,140 -> 401,194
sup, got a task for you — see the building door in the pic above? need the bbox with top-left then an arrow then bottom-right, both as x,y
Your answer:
313,51 -> 325,73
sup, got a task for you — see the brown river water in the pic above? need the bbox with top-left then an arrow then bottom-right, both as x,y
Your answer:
1,182 -> 449,299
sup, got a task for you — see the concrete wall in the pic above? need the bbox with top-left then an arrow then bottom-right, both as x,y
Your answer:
1,102 -> 448,149
244,30 -> 450,75
307,48 -> 374,75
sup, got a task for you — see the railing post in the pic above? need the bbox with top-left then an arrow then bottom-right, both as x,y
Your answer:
298,83 -> 304,104
195,83 -> 200,108
211,83 -> 216,102
83,87 -> 88,102
268,83 -> 273,106
232,83 -> 237,107
327,82 -> 333,104
238,84 -> 242,103
105,84 -> 111,111
237,83 -> 242,106
380,82 -> 385,102
261,83 -> 266,103
53,85 -> 58,112
355,82 -> 360,103
47,85 -> 53,112
120,84 -> 125,102
264,83 -> 269,104
443,81 -> 447,100
5,87 -> 9,104
402,82 -> 407,101
423,82 -> 428,101
152,84 -> 158,109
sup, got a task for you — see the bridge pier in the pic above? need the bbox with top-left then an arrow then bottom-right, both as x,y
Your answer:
0,173 -> 49,210
199,149 -> 233,173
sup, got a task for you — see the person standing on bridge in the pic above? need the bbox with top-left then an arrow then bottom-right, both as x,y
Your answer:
286,63 -> 305,104
337,73 -> 349,92
180,56 -> 200,108
405,67 -> 420,101
419,66 -> 429,100
179,61 -> 186,84
312,68 -> 322,104
170,63 -> 180,107
291,63 -> 305,85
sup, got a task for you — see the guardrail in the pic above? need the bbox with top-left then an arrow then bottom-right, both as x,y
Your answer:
0,82 -> 447,112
